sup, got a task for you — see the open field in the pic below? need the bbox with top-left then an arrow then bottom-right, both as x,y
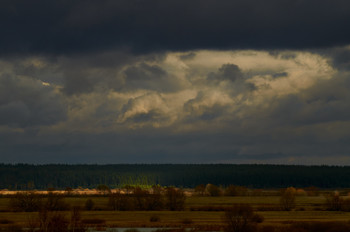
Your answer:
1,192 -> 350,230
1,210 -> 350,227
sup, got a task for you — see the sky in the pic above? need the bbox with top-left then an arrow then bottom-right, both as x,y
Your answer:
1,0 -> 350,164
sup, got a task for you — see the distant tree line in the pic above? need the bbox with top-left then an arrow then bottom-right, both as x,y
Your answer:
108,186 -> 186,211
8,186 -> 186,212
1,164 -> 350,190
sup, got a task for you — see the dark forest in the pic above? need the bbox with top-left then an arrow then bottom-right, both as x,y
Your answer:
1,164 -> 349,190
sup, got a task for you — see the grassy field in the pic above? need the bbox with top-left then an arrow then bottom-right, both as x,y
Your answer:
1,193 -> 350,229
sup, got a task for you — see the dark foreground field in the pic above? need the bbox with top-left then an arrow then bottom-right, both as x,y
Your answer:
1,187 -> 350,232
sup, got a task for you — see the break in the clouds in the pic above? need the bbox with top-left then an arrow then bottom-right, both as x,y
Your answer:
1,0 -> 350,164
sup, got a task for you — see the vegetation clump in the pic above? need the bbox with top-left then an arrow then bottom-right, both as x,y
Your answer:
280,187 -> 296,211
223,204 -> 263,232
84,199 -> 94,211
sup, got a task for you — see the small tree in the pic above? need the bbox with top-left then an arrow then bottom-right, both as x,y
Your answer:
326,191 -> 343,211
147,185 -> 164,210
64,187 -> 73,196
280,187 -> 296,211
194,184 -> 206,196
9,191 -> 42,212
45,192 -> 70,211
165,187 -> 186,211
47,213 -> 69,232
132,187 -> 148,210
96,184 -> 111,195
70,206 -> 86,232
108,192 -> 134,211
84,199 -> 94,211
305,186 -> 319,196
223,204 -> 263,232
206,184 -> 222,196
225,185 -> 248,196
37,209 -> 69,232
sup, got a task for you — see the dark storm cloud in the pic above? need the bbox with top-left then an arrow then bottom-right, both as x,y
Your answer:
123,63 -> 183,92
1,0 -> 350,56
319,46 -> 350,71
207,64 -> 243,82
205,63 -> 256,95
0,72 -> 66,127
184,94 -> 230,121
1,48 -> 350,164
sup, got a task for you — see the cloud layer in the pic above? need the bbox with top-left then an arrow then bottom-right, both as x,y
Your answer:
2,1 -> 350,164
1,0 -> 350,55
1,47 -> 350,164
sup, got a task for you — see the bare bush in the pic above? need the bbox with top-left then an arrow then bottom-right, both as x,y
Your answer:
108,192 -> 134,210
81,218 -> 105,225
149,215 -> 160,222
181,218 -> 193,224
147,186 -> 164,210
96,184 -> 111,195
225,185 -> 248,196
223,204 -> 263,232
45,192 -> 70,211
9,192 -> 42,212
325,191 -> 343,211
280,187 -> 296,211
0,224 -> 23,232
165,187 -> 186,211
84,199 -> 94,211
206,184 -> 222,196
70,206 -> 87,232
37,209 -> 69,232
194,184 -> 206,196
108,187 -> 165,211
132,187 -> 149,210
46,213 -> 69,232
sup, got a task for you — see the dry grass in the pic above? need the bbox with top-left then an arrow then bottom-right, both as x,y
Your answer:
0,192 -> 349,228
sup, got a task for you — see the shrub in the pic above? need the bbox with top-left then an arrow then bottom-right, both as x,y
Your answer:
0,224 -> 23,232
47,213 -> 69,232
64,187 -> 73,196
325,191 -> 343,211
291,221 -> 350,232
165,187 -> 186,211
96,184 -> 111,194
0,219 -> 13,224
280,187 -> 296,211
223,204 -> 263,232
225,185 -> 248,196
149,215 -> 160,222
26,214 -> 38,232
341,198 -> 350,211
44,192 -> 70,211
181,218 -> 193,224
132,187 -> 149,210
206,184 -> 221,196
84,199 -> 94,211
147,186 -> 164,210
108,192 -> 134,211
194,184 -> 206,196
70,206 -> 84,231
305,186 -> 319,196
81,218 -> 105,225
9,192 -> 42,212
37,209 -> 69,232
